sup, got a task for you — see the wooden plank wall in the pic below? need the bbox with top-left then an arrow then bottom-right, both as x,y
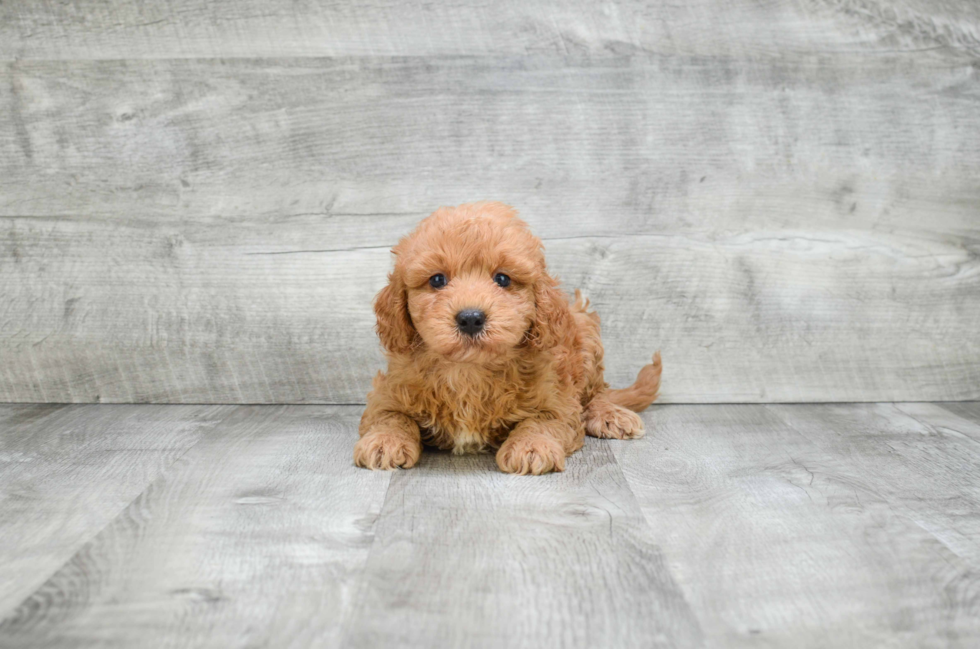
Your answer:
1,1 -> 978,404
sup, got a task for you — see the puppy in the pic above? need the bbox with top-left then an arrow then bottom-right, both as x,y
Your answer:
354,202 -> 661,475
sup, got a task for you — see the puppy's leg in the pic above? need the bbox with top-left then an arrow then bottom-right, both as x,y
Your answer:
583,393 -> 645,440
354,412 -> 422,470
496,419 -> 580,475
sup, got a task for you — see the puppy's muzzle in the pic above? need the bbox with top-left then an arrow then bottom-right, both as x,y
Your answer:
455,309 -> 486,337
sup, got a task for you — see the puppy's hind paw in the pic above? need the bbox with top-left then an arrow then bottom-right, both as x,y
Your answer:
584,399 -> 645,440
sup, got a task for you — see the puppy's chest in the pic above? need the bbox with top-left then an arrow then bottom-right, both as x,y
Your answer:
412,375 -> 531,452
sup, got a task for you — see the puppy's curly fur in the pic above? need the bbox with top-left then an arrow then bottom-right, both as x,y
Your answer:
355,202 -> 661,475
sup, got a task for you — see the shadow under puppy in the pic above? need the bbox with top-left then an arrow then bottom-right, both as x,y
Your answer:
355,202 -> 661,475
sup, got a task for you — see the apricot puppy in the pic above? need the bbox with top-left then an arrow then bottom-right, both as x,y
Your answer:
354,202 -> 661,475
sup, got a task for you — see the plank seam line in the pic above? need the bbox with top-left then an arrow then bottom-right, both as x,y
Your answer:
601,441 -> 657,535
335,469 -> 397,642
243,244 -> 391,256
0,46 -> 975,64
236,233 -> 681,256
595,437 -> 705,633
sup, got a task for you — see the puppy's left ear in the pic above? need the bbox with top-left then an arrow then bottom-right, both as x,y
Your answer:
374,270 -> 416,354
529,275 -> 572,351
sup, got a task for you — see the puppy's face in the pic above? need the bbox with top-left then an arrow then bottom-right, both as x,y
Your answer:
375,202 -> 551,363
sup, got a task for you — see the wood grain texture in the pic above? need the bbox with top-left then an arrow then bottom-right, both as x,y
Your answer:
0,403 -> 233,616
2,403 -> 979,647
340,439 -> 702,648
0,405 -> 390,647
3,56 -> 979,226
1,0 -> 978,60
614,403 -> 980,648
2,220 -> 978,404
2,52 -> 979,404
937,401 -> 980,434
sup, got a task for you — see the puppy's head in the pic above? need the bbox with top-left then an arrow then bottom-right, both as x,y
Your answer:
375,202 -> 566,363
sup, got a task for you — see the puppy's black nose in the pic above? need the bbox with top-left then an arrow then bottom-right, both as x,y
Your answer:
455,309 -> 486,336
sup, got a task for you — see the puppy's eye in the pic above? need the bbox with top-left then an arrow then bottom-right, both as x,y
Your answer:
429,273 -> 447,289
493,273 -> 511,288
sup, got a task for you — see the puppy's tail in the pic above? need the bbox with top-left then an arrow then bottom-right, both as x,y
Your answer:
606,352 -> 662,412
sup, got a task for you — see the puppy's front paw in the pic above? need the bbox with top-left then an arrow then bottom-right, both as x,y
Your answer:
585,400 -> 645,440
496,434 -> 566,475
354,430 -> 421,470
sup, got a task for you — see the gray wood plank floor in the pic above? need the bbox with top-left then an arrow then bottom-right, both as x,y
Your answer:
0,404 -> 235,615
2,403 -> 979,647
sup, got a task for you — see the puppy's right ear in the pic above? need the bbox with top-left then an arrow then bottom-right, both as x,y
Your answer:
374,271 -> 415,354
